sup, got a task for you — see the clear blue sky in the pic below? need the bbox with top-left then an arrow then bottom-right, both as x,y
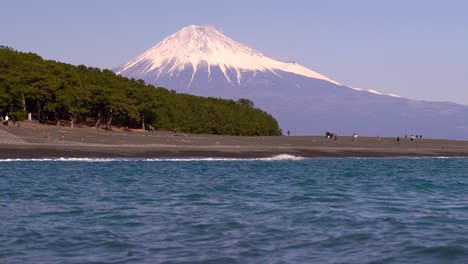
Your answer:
2,0 -> 467,105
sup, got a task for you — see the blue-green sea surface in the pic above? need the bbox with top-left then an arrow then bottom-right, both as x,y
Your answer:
1,156 -> 468,263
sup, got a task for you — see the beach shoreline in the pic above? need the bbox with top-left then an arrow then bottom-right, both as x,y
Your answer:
1,124 -> 467,159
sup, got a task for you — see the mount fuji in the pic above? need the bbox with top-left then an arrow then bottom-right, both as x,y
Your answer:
115,25 -> 468,139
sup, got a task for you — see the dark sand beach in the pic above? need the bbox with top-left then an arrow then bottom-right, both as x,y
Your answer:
1,122 -> 468,159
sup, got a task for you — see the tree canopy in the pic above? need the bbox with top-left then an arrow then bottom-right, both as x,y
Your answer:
0,46 -> 282,136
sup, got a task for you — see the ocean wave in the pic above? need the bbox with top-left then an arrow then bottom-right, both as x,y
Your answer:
349,156 -> 467,160
434,156 -> 466,159
0,155 -> 465,162
0,157 -> 123,162
144,157 -> 242,162
255,154 -> 306,161
394,156 -> 467,160
147,154 -> 306,162
0,154 -> 307,162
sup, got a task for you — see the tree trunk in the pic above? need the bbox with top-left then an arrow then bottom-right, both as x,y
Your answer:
106,114 -> 113,130
106,111 -> 113,130
22,93 -> 26,112
55,111 -> 60,126
142,115 -> 146,131
95,112 -> 101,129
37,101 -> 43,123
71,113 -> 77,128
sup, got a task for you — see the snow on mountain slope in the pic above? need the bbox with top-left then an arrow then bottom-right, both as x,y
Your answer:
116,25 -> 340,86
351,87 -> 401,97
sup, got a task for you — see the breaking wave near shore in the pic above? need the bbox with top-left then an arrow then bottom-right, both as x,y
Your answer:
0,154 -> 306,162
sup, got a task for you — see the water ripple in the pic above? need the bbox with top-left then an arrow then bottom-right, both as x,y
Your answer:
1,158 -> 468,263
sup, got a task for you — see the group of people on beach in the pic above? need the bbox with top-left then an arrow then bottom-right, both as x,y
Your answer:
397,134 -> 423,143
322,130 -> 424,143
1,114 -> 18,126
325,131 -> 338,141
2,114 -> 9,125
324,131 -> 364,141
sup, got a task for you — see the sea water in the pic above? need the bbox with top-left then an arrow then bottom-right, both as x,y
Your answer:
1,156 -> 468,263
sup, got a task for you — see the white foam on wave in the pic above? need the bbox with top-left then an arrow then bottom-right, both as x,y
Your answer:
397,156 -> 467,160
255,154 -> 306,161
145,154 -> 306,162
1,155 -> 465,162
434,156 -> 466,159
0,157 -> 125,162
144,157 -> 242,162
0,154 -> 307,162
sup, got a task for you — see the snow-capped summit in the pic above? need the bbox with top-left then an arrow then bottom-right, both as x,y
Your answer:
116,25 -> 339,87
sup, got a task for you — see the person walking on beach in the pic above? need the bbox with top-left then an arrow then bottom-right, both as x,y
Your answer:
287,130 -> 290,136
397,136 -> 400,143
4,114 -> 9,126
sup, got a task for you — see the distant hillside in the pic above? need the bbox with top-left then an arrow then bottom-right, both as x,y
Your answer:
0,46 -> 281,136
